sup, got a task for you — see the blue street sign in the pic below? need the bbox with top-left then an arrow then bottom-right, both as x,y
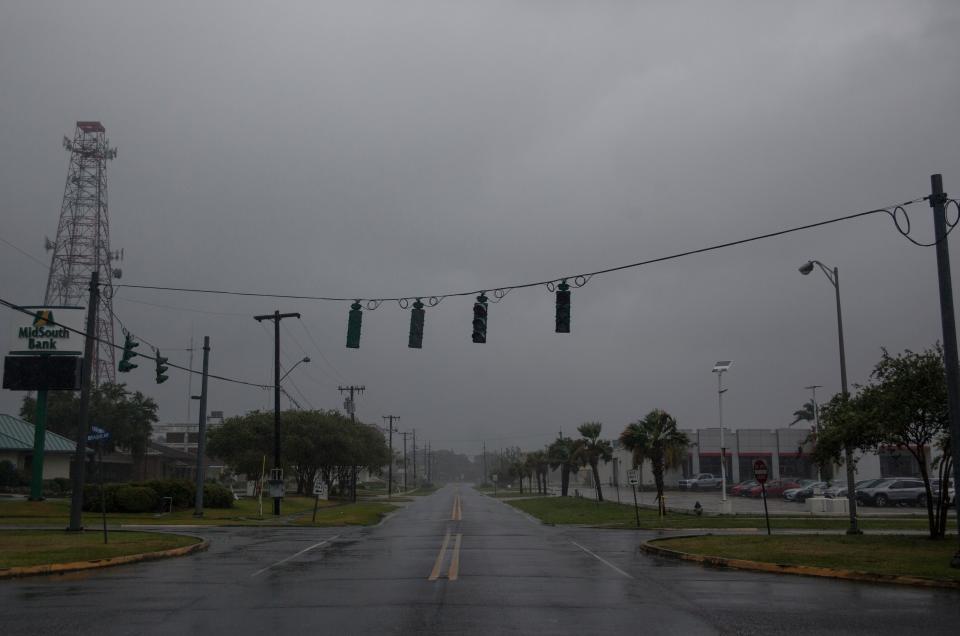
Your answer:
87,425 -> 110,443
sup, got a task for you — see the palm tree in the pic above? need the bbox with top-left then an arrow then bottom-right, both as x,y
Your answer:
547,436 -> 580,496
525,450 -> 550,494
621,410 -> 689,516
789,400 -> 816,427
573,422 -> 613,502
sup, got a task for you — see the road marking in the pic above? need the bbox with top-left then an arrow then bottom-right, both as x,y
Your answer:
428,530 -> 452,581
251,535 -> 339,577
571,540 -> 634,579
448,533 -> 463,581
451,493 -> 463,521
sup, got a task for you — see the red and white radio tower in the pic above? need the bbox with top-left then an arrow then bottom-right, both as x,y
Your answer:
43,121 -> 121,386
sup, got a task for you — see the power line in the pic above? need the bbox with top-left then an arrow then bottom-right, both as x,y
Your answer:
0,296 -> 270,389
107,197 -> 927,304
0,237 -> 48,268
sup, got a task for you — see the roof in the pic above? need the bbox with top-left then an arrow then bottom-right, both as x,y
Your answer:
0,413 -> 77,453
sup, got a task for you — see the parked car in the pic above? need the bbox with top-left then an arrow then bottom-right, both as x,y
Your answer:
747,479 -> 801,498
856,478 -> 926,507
784,480 -> 829,503
730,479 -> 758,497
678,473 -> 724,490
824,478 -> 881,499
931,479 -> 955,505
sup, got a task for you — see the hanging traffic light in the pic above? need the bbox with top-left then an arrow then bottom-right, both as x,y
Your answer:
555,281 -> 571,333
154,350 -> 169,384
408,299 -> 425,349
118,333 -> 139,372
346,302 -> 363,349
472,293 -> 488,343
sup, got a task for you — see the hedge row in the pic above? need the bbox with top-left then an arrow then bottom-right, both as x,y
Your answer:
82,479 -> 233,512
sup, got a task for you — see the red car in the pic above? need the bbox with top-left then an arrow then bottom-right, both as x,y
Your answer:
730,480 -> 758,496
747,479 -> 801,498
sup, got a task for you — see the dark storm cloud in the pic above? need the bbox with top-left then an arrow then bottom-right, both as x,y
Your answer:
2,1 -> 959,453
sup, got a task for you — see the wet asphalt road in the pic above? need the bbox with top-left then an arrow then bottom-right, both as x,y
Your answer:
1,484 -> 959,635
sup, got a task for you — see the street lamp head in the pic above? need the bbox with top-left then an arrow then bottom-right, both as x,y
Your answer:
302,356 -> 311,363
798,261 -> 815,275
712,360 -> 733,373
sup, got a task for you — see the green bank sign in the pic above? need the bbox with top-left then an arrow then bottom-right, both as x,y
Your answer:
9,306 -> 84,356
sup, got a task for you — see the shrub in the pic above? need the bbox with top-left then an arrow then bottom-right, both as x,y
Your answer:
115,485 -> 159,513
141,480 -> 195,509
203,482 -> 234,508
0,460 -> 19,488
83,483 -> 121,512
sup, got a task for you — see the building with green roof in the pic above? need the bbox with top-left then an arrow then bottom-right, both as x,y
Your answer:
0,413 -> 77,480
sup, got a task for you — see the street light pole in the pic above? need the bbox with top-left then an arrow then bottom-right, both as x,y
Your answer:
805,384 -> 823,483
713,361 -> 732,514
799,260 -> 860,534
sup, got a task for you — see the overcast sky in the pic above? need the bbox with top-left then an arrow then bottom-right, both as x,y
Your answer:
2,1 -> 959,455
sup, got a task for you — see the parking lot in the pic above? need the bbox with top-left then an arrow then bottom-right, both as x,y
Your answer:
565,483 -> 937,516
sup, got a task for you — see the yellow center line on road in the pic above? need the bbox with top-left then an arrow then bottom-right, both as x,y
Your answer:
448,533 -> 463,581
451,493 -> 463,521
428,530 -> 452,581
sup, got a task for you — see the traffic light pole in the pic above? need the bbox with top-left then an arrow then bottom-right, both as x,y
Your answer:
254,311 -> 300,516
68,272 -> 99,532
193,336 -> 210,517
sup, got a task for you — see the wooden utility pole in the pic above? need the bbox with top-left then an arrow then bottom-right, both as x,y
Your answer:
383,415 -> 399,497
338,385 -> 365,501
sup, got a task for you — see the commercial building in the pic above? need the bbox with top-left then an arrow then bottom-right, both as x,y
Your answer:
0,413 -> 75,479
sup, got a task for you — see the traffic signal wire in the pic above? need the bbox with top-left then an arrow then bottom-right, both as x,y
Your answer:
106,195 -> 933,307
0,296 -> 271,390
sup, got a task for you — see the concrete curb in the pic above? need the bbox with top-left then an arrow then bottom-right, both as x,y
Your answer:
640,535 -> 960,590
0,534 -> 209,580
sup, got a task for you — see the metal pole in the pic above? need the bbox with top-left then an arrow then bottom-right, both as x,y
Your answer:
761,482 -> 771,536
632,484 -> 640,528
99,444 -> 107,543
272,312 -> 281,515
929,174 -> 960,567
719,371 -> 727,504
193,336 -> 210,517
68,272 -> 99,532
29,389 -> 48,501
832,267 -> 860,535
402,431 -> 408,491
412,429 -> 417,488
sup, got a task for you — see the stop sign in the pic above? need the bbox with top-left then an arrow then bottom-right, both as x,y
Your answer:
753,459 -> 769,484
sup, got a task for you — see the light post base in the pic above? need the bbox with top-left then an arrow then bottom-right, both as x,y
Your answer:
951,552 -> 960,569
719,499 -> 733,515
845,527 -> 863,536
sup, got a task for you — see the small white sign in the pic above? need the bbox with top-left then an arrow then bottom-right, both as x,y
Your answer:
313,480 -> 328,499
9,306 -> 85,356
627,469 -> 639,486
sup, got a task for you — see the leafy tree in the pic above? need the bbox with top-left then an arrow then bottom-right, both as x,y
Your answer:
207,409 -> 389,497
526,449 -> 550,494
858,346 -> 952,538
20,383 -> 157,479
573,422 -> 613,502
621,410 -> 688,515
547,436 -> 579,496
813,346 -> 953,540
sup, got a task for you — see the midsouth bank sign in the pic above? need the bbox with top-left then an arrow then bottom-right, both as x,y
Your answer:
9,306 -> 85,356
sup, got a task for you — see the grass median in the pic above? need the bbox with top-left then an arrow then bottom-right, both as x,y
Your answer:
0,529 -> 201,569
652,534 -> 960,582
0,495 -> 330,527
504,496 -> 938,531
291,501 -> 397,526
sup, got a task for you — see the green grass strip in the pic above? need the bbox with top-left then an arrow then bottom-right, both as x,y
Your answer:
0,530 -> 199,569
655,534 -> 960,582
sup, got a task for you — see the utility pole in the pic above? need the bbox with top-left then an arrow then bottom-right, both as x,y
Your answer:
929,174 -> 960,567
254,310 -> 301,516
193,336 -> 210,517
338,385 -> 365,502
427,441 -> 432,483
412,429 -> 417,488
482,441 -> 487,486
68,272 -> 99,531
401,431 -> 409,491
383,415 -> 399,498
